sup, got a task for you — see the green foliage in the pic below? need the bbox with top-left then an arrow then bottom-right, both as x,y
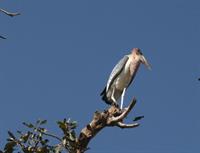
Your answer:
0,118 -> 78,153
57,119 -> 77,152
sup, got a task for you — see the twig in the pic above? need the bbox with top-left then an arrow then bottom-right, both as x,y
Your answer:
0,35 -> 6,39
43,132 -> 62,142
37,129 -> 62,142
116,122 -> 139,129
0,8 -> 20,17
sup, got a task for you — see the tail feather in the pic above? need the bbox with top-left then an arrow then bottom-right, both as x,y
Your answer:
100,87 -> 112,105
100,87 -> 106,96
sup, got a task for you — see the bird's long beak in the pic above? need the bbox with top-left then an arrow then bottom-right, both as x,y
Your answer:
140,55 -> 151,70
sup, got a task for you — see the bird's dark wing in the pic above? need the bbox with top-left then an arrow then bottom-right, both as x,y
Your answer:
106,55 -> 129,91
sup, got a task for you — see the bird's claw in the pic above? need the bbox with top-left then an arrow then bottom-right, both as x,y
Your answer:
111,102 -> 119,108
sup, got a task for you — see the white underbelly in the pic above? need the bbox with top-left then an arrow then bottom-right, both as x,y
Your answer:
115,69 -> 132,90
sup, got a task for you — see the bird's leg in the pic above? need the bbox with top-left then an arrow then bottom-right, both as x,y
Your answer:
111,88 -> 118,107
120,88 -> 126,109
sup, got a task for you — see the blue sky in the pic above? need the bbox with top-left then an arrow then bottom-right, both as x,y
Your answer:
1,0 -> 200,152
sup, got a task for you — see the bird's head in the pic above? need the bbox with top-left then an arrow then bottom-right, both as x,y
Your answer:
131,48 -> 151,70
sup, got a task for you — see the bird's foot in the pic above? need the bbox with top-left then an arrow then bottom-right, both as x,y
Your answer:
111,102 -> 119,108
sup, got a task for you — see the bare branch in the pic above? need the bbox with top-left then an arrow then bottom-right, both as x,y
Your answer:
0,8 -> 20,39
107,98 -> 136,123
0,8 -> 20,17
0,35 -> 6,39
76,97 -> 142,153
116,122 -> 139,129
133,116 -> 144,121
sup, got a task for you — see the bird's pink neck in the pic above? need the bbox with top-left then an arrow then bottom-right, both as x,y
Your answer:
130,60 -> 140,76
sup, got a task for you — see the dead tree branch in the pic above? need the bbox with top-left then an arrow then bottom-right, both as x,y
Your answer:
0,8 -> 20,39
1,98 -> 143,153
0,8 -> 20,17
0,35 -> 6,39
76,97 -> 141,153
116,122 -> 139,129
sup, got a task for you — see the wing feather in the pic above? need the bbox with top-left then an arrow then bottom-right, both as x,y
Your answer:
106,55 -> 129,91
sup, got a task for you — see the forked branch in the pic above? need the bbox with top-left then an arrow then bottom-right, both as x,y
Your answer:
76,98 -> 142,153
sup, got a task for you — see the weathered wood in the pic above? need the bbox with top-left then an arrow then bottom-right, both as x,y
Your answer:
75,98 -> 140,153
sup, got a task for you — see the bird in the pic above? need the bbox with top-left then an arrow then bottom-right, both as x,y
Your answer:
0,8 -> 20,17
100,48 -> 151,109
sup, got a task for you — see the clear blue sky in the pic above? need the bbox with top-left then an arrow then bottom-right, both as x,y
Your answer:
1,0 -> 200,152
